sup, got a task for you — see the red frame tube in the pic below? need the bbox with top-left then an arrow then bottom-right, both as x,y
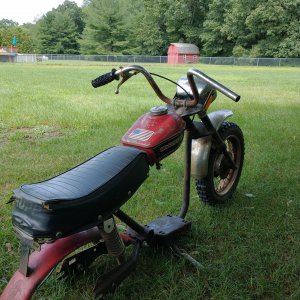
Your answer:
0,227 -> 101,300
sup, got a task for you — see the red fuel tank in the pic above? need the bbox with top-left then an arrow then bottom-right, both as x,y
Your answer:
121,106 -> 186,164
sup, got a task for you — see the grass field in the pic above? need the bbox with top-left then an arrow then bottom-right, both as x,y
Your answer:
0,62 -> 299,300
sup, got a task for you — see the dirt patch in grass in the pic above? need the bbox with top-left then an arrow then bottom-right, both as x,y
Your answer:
0,126 -> 63,146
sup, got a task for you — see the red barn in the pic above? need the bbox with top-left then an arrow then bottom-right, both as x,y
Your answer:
167,43 -> 199,64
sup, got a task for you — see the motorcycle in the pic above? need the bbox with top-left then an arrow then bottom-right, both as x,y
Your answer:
1,65 -> 244,300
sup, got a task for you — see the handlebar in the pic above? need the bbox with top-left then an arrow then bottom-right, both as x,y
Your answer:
91,68 -> 119,88
116,65 -> 173,104
91,65 -> 240,106
91,65 -> 172,105
187,68 -> 240,102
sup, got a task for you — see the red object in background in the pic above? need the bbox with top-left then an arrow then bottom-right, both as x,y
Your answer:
0,46 -> 18,62
121,106 -> 185,164
167,43 -> 199,64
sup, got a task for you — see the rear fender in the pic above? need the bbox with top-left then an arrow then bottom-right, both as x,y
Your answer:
0,227 -> 101,300
190,109 -> 233,179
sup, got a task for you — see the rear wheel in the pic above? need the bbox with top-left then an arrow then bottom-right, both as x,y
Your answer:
196,122 -> 244,205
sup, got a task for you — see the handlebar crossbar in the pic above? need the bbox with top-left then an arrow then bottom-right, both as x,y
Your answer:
187,68 -> 240,102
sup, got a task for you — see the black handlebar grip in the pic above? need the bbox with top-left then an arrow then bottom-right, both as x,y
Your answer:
91,69 -> 118,88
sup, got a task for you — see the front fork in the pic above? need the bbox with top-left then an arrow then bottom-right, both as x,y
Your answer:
178,109 -> 235,218
189,109 -> 236,180
199,113 -> 236,170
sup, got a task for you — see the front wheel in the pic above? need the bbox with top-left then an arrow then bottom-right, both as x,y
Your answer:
196,122 -> 244,205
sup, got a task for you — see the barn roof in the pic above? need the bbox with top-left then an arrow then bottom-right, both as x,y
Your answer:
170,43 -> 199,54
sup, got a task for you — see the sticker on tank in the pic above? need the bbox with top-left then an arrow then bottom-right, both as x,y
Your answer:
128,128 -> 155,141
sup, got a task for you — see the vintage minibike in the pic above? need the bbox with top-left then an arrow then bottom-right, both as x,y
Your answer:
1,65 -> 244,299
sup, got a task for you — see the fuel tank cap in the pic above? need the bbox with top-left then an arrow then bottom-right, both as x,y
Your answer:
150,106 -> 168,116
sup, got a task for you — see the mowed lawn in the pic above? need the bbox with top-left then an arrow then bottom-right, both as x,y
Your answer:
0,62 -> 299,299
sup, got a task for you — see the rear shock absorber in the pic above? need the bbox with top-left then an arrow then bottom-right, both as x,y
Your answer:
98,217 -> 125,265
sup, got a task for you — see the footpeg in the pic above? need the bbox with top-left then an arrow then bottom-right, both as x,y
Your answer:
128,215 -> 192,246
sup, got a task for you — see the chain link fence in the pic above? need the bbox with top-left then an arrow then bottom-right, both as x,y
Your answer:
199,56 -> 300,67
16,54 -> 300,67
17,54 -> 168,64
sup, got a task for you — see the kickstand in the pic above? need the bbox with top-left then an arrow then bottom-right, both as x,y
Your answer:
171,244 -> 204,270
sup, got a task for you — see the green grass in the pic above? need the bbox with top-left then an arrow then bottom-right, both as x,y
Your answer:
0,62 -> 299,299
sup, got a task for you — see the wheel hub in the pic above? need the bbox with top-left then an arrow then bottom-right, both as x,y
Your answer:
214,152 -> 233,179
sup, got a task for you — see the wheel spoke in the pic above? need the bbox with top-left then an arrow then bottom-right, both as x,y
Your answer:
214,137 -> 240,195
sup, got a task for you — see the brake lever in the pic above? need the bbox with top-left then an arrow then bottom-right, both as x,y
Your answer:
113,65 -> 172,105
115,70 -> 138,94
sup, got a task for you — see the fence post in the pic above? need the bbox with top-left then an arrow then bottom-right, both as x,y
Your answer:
256,58 -> 259,67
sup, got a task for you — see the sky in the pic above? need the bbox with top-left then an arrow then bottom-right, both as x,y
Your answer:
0,0 -> 84,25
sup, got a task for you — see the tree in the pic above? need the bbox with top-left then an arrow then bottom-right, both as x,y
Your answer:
21,23 -> 40,52
36,1 -> 84,54
165,0 -> 208,47
133,0 -> 169,55
119,0 -> 144,54
0,19 -> 34,52
56,0 -> 85,34
245,0 -> 300,57
82,0 -> 92,6
222,0 -> 260,52
133,0 -> 209,55
217,0 -> 300,58
1,0 -> 297,57
0,19 -> 18,28
80,0 -> 128,54
201,0 -> 234,56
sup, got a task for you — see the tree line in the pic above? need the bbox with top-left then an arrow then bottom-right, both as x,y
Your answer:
0,0 -> 299,58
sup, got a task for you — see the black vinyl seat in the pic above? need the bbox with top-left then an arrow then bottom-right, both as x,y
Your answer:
12,146 -> 149,240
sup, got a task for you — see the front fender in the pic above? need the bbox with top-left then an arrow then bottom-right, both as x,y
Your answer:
190,109 -> 233,179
